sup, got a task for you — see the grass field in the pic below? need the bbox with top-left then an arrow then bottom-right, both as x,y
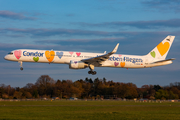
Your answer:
0,100 -> 180,120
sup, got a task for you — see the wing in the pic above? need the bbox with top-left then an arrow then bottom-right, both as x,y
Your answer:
81,43 -> 119,65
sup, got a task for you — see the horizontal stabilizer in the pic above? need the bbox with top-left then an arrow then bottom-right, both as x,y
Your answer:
151,58 -> 175,64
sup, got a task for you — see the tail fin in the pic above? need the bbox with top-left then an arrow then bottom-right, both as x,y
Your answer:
146,35 -> 175,60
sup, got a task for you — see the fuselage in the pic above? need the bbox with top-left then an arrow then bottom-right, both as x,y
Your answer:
4,49 -> 172,69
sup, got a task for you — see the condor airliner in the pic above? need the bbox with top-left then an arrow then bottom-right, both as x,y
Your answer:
4,36 -> 175,75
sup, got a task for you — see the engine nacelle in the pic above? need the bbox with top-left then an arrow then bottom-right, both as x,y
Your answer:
69,60 -> 87,69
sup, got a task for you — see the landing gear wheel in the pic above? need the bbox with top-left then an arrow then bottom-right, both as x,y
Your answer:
20,67 -> 23,71
88,71 -> 92,74
92,71 -> 97,75
88,71 -> 97,75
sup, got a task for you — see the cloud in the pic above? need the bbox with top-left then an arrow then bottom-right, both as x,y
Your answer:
0,28 -> 111,37
1,27 -> 179,53
142,0 -> 180,6
0,11 -> 37,20
0,43 -> 59,51
0,28 -> 177,38
0,42 -> 110,53
65,13 -> 75,17
142,0 -> 180,12
76,19 -> 180,29
35,37 -> 124,44
1,30 -> 177,53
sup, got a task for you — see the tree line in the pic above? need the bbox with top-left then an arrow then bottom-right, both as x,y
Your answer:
0,75 -> 180,100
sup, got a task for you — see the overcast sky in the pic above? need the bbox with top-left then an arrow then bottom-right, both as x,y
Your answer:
0,0 -> 180,87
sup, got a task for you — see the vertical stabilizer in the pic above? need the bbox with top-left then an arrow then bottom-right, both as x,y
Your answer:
146,36 -> 175,60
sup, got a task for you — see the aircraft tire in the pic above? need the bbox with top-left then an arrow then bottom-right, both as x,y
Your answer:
88,71 -> 92,74
88,71 -> 96,75
92,71 -> 97,75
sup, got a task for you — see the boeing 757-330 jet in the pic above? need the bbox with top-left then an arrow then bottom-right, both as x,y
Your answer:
4,36 -> 175,75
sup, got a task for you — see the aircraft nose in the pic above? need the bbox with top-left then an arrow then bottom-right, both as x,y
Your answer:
4,55 -> 8,60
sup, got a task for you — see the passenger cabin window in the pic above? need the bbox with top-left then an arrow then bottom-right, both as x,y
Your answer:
8,52 -> 13,55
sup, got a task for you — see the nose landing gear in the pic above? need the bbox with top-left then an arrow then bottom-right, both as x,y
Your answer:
18,61 -> 23,71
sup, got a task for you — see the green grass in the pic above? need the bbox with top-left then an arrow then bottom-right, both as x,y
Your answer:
0,100 -> 180,120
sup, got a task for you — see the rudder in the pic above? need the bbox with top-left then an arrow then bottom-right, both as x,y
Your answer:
146,36 -> 175,60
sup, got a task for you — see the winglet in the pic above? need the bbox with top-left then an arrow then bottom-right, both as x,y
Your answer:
111,43 -> 119,54
81,43 -> 119,64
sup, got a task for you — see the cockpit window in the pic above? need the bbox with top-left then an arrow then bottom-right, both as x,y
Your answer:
8,52 -> 13,55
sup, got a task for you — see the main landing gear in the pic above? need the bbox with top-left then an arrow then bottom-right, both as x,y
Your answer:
88,70 -> 97,75
88,64 -> 97,75
18,61 -> 23,71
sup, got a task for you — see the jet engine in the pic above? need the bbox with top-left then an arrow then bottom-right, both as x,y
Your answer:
69,60 -> 88,69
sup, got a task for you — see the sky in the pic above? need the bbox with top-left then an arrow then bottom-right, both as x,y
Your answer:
0,0 -> 180,88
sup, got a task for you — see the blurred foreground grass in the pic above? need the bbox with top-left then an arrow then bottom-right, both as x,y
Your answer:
0,100 -> 180,120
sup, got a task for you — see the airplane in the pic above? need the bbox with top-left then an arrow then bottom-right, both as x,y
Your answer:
4,35 -> 175,75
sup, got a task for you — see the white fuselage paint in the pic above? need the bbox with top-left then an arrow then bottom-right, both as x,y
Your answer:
4,49 -> 172,69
